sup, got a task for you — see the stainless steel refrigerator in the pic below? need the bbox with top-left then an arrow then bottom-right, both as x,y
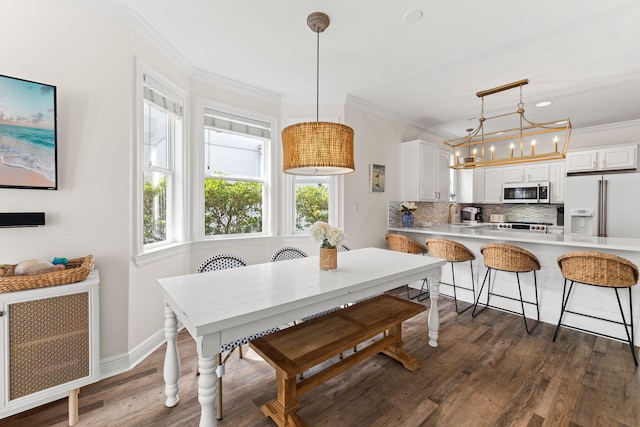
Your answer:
564,172 -> 640,238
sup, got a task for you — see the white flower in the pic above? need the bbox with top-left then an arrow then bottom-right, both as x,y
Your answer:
309,221 -> 345,249
400,201 -> 417,212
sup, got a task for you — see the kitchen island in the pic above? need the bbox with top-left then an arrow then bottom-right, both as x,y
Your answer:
389,224 -> 640,348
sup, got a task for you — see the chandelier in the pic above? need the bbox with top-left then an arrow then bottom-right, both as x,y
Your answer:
443,79 -> 572,169
281,12 -> 355,175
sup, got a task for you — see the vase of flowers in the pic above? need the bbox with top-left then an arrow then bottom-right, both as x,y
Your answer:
310,221 -> 345,271
400,202 -> 417,228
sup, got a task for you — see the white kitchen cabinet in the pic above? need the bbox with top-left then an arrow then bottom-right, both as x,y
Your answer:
503,164 -> 550,183
402,140 -> 451,201
0,271 -> 100,421
599,145 -> 637,170
550,162 -> 566,203
473,168 -> 485,203
566,150 -> 598,172
484,168 -> 503,203
566,144 -> 637,173
455,168 -> 485,203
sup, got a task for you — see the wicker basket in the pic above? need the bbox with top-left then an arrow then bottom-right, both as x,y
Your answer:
0,255 -> 95,293
385,233 -> 427,255
426,238 -> 475,262
557,251 -> 639,288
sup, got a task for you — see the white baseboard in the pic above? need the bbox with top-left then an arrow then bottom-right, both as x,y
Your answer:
99,328 -> 167,380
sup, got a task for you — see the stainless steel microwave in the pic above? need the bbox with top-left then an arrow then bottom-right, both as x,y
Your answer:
503,182 -> 550,204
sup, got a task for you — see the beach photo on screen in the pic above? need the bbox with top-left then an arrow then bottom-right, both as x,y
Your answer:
0,74 -> 57,189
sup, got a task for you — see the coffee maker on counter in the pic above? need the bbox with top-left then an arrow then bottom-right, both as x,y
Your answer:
461,207 -> 483,223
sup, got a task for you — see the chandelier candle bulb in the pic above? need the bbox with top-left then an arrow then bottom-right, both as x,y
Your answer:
456,151 -> 460,164
473,148 -> 477,162
531,139 -> 536,156
490,145 -> 495,160
553,136 -> 558,152
510,143 -> 514,158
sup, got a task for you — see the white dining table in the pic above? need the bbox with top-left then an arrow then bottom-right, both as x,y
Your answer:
157,247 -> 445,427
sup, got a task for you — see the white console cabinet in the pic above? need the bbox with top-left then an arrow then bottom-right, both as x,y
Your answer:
402,140 -> 451,201
0,270 -> 100,423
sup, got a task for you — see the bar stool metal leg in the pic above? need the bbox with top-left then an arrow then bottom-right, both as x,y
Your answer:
451,261 -> 475,314
472,267 -> 492,318
515,271 -> 539,334
554,280 -> 638,366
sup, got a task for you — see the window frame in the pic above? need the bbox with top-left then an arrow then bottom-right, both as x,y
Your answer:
134,58 -> 188,258
195,98 -> 277,240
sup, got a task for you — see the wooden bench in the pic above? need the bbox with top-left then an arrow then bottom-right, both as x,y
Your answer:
249,294 -> 425,427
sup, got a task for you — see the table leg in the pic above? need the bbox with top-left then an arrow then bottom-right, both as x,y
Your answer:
197,355 -> 218,427
428,275 -> 440,347
163,304 -> 180,407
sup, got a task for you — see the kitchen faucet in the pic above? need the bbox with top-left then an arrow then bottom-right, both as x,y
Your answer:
447,203 -> 457,224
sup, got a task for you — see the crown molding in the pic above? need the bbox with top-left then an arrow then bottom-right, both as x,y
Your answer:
191,69 -> 282,104
282,94 -> 348,106
345,94 -> 430,131
64,0 -> 194,75
571,119 -> 640,135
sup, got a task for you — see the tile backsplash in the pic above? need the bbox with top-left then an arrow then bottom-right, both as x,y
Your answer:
389,201 -> 561,228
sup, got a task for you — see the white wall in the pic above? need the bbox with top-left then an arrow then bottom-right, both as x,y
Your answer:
342,99 -> 447,249
1,1 -> 133,358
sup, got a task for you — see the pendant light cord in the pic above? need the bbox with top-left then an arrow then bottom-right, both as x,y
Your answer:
316,29 -> 320,122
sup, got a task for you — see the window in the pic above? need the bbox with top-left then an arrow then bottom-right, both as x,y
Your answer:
140,72 -> 184,249
203,108 -> 270,236
294,175 -> 330,231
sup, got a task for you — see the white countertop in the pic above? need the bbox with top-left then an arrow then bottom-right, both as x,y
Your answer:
389,224 -> 640,253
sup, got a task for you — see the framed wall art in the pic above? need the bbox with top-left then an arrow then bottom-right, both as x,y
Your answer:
370,164 -> 385,192
0,74 -> 57,190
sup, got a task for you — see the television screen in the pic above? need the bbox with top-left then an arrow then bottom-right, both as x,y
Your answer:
0,74 -> 57,190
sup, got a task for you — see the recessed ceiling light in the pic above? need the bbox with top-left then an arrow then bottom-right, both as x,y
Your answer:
536,101 -> 552,107
403,9 -> 423,23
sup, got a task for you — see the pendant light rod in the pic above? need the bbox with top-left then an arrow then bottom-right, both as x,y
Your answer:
307,12 -> 329,122
476,79 -> 529,98
316,29 -> 320,122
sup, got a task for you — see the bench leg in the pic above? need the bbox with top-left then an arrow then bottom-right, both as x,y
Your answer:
261,371 -> 305,427
380,323 -> 419,371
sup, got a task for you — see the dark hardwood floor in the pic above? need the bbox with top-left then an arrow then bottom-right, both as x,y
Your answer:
4,288 -> 639,427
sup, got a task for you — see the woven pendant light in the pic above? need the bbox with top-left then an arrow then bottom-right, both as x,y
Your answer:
282,12 -> 355,176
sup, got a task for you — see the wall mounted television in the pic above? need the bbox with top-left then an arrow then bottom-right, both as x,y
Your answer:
0,73 -> 57,190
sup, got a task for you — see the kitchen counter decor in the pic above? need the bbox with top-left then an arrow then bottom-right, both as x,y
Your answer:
0,255 -> 95,293
400,201 -> 417,228
310,221 -> 345,271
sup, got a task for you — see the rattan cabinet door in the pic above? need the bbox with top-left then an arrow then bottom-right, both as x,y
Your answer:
0,272 -> 99,420
8,292 -> 90,400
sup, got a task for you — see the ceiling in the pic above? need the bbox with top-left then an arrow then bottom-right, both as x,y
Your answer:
89,0 -> 639,139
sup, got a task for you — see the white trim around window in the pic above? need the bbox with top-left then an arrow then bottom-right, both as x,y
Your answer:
133,58 -> 189,259
194,98 -> 279,240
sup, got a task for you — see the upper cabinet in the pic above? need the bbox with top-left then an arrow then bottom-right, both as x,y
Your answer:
549,162 -> 566,203
566,144 -> 637,173
502,164 -> 550,184
402,140 -> 451,201
483,168 -> 503,203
